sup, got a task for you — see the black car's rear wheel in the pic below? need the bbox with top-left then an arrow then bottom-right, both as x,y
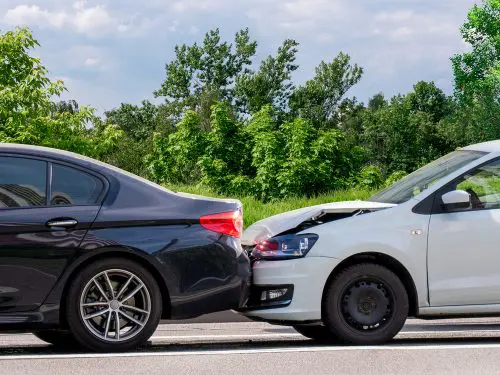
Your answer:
322,263 -> 408,345
33,330 -> 79,348
66,258 -> 162,352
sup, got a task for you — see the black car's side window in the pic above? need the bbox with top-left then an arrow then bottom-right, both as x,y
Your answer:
51,164 -> 104,206
0,157 -> 47,208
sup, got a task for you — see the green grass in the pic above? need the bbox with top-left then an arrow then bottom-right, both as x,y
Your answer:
165,184 -> 374,227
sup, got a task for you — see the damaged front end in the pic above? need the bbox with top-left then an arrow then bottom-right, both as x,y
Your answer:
239,200 -> 396,312
242,200 -> 396,254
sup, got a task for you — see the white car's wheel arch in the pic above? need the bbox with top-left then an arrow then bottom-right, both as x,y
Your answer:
320,252 -> 419,319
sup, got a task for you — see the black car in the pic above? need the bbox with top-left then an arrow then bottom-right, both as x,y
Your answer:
0,143 -> 250,351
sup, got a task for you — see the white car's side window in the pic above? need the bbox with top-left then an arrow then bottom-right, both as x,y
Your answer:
455,159 -> 500,210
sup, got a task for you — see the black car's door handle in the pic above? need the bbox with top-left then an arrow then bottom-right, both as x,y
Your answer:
46,218 -> 78,228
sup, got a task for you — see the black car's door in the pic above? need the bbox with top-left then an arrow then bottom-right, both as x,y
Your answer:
0,156 -> 106,312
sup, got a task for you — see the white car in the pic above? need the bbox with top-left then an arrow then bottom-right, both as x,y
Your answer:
240,140 -> 500,345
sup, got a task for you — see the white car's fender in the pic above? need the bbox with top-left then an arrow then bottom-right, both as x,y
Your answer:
304,200 -> 430,308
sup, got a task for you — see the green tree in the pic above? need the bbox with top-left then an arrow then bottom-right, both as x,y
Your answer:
104,100 -> 170,141
452,0 -> 499,103
449,0 -> 499,144
363,83 -> 453,173
235,39 -> 299,116
198,103 -> 254,194
0,27 -> 122,158
368,93 -> 386,111
336,97 -> 366,145
50,100 -> 79,116
246,106 -> 284,200
147,110 -> 207,184
406,81 -> 452,122
154,28 -> 257,122
289,52 -> 363,129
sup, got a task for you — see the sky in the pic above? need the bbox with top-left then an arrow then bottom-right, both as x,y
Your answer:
0,0 -> 476,114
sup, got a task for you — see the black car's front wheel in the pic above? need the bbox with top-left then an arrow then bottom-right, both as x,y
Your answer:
322,263 -> 408,345
66,258 -> 162,352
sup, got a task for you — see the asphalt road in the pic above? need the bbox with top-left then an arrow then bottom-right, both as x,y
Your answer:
3,317 -> 500,374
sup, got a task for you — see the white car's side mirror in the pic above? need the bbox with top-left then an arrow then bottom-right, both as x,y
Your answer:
441,190 -> 471,211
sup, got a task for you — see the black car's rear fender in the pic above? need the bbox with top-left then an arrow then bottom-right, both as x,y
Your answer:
42,224 -> 250,323
41,245 -> 172,321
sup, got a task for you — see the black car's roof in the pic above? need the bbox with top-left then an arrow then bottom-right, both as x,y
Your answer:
0,143 -> 240,206
0,143 -> 177,194
0,143 -> 105,166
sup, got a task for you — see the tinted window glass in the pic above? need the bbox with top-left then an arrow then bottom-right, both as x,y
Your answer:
51,164 -> 104,206
369,150 -> 486,204
455,159 -> 500,210
0,157 -> 47,208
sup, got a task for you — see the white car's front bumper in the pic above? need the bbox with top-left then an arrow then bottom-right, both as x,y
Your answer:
242,256 -> 340,323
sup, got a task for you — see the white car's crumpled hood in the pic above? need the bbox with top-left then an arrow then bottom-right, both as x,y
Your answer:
241,200 -> 396,246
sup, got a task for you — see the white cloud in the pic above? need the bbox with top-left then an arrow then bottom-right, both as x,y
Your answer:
248,0 -> 356,32
3,2 -> 132,37
72,4 -> 113,34
84,57 -> 101,67
391,26 -> 413,39
168,20 -> 179,32
4,5 -> 67,28
375,10 -> 414,22
170,0 -> 227,13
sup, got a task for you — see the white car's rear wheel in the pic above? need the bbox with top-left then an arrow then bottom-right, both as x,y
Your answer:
323,263 -> 408,345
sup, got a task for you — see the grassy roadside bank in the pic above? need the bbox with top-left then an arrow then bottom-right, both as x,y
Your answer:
165,184 -> 375,227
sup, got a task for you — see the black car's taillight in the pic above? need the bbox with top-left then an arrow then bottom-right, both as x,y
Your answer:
200,208 -> 243,238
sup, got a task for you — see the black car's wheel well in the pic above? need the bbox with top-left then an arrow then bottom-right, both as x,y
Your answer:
321,252 -> 418,318
59,250 -> 172,328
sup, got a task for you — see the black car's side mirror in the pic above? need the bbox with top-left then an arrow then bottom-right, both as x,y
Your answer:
441,190 -> 471,211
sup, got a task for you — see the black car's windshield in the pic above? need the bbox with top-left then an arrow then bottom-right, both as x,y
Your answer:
369,150 -> 487,204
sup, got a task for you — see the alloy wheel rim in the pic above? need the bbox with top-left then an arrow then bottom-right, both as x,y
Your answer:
340,278 -> 394,332
79,269 -> 151,343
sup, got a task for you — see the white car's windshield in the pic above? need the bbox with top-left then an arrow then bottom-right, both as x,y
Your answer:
369,150 -> 487,204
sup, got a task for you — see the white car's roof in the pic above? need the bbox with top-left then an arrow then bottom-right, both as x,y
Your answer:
461,140 -> 500,153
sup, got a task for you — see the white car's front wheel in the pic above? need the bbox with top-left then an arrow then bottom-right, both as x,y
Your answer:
323,263 -> 408,345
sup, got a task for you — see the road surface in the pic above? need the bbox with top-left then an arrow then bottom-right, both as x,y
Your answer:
2,317 -> 500,374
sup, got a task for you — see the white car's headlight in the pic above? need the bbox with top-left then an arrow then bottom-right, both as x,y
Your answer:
252,233 -> 319,260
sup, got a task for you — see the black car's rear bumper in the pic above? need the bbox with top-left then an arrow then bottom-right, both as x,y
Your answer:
167,247 -> 251,320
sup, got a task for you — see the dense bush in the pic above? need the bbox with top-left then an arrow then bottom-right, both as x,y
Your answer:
148,103 -> 366,200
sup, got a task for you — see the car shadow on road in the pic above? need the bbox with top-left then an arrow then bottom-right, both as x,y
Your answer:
403,323 -> 500,332
1,336 -> 500,357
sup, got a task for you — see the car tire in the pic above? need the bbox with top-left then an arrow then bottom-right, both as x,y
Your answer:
322,263 -> 408,345
293,325 -> 338,343
33,330 -> 80,348
65,257 -> 162,352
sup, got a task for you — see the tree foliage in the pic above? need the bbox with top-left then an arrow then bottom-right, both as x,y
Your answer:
290,52 -> 363,129
154,28 -> 257,119
449,0 -> 500,144
0,27 -> 122,158
362,82 -> 453,173
235,39 -> 299,115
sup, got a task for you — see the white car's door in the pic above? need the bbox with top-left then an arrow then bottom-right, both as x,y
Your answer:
428,158 -> 500,306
